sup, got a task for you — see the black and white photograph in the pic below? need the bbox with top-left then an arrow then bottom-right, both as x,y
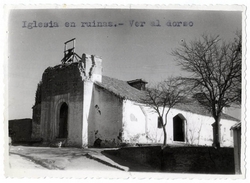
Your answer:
4,4 -> 245,179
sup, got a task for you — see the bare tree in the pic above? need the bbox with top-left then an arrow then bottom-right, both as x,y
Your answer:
143,77 -> 188,145
172,34 -> 241,148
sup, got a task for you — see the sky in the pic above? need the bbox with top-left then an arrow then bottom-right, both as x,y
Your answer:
8,8 -> 242,120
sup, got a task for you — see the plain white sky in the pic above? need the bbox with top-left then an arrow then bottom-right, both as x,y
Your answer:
8,8 -> 242,119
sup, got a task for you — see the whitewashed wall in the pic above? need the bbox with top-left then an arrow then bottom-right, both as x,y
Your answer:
122,100 -> 238,147
87,85 -> 123,147
122,100 -> 148,144
220,119 -> 237,147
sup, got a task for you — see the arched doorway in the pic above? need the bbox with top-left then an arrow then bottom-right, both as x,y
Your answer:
58,102 -> 68,138
173,114 -> 185,142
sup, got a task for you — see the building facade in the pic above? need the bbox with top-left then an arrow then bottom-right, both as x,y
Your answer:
32,52 -> 239,147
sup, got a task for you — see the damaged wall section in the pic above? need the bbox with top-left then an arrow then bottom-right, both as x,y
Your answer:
32,53 -> 103,147
32,63 -> 84,146
88,84 -> 123,147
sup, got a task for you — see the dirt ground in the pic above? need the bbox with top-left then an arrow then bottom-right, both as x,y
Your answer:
9,154 -> 47,170
8,146 -> 122,171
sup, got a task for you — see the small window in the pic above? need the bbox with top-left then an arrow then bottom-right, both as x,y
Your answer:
158,116 -> 163,128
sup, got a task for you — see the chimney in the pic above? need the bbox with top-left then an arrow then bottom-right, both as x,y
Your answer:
80,53 -> 102,82
127,79 -> 148,90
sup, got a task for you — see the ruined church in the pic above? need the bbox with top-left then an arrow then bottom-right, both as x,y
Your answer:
31,39 -> 239,147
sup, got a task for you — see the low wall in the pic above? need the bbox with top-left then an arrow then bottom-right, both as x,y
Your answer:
102,146 -> 162,171
103,146 -> 235,174
162,146 -> 235,174
9,118 -> 32,143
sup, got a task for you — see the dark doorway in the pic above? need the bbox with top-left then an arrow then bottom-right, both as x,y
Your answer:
58,103 -> 68,138
173,115 -> 185,142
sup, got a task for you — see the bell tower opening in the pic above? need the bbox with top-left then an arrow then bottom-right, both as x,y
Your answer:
58,102 -> 68,138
